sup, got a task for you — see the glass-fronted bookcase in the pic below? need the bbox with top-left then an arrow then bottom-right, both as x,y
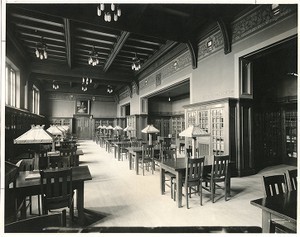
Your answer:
184,100 -> 229,163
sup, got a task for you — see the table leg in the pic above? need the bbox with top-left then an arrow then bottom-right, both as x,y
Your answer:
160,167 -> 165,195
114,146 -> 117,158
129,153 -> 132,170
76,181 -> 85,226
176,171 -> 182,208
135,154 -> 139,175
262,210 -> 271,233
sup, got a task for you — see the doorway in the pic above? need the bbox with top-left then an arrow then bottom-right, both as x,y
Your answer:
243,37 -> 297,170
74,116 -> 92,140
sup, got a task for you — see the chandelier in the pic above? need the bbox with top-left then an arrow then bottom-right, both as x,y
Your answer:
82,77 -> 93,92
131,53 -> 141,71
88,46 -> 100,66
52,81 -> 59,90
97,3 -> 121,22
35,36 -> 47,60
107,85 -> 113,94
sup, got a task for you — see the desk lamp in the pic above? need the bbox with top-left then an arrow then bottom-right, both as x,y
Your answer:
14,125 -> 54,171
141,125 -> 159,145
179,125 -> 210,157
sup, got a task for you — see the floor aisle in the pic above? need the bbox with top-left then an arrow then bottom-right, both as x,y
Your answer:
79,140 -> 294,228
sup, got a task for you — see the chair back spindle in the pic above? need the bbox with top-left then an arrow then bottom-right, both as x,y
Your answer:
262,174 -> 287,197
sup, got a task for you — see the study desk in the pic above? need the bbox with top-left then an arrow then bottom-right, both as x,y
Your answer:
250,191 -> 297,233
159,158 -> 232,208
11,165 -> 92,226
112,141 -> 130,160
126,147 -> 160,175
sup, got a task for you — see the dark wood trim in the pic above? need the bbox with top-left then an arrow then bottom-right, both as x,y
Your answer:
217,18 -> 231,54
103,31 -> 131,72
63,18 -> 73,68
30,62 -> 132,84
186,40 -> 198,69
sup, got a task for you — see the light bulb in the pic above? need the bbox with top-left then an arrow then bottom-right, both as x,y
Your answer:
111,3 -> 115,11
100,3 -> 104,11
40,54 -> 44,60
35,48 -> 39,58
43,50 -> 47,59
117,8 -> 121,17
97,6 -> 101,16
114,13 -> 118,21
107,13 -> 111,22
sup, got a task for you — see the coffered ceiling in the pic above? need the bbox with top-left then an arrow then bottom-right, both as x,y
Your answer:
6,3 -> 251,96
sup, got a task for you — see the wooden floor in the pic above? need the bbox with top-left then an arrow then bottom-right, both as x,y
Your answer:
73,140 -> 294,228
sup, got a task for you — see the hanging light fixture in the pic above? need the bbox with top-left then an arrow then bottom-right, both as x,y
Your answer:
52,81 -> 59,90
131,53 -> 141,71
35,36 -> 47,60
82,77 -> 93,91
97,3 -> 121,22
88,46 -> 100,66
107,85 -> 113,94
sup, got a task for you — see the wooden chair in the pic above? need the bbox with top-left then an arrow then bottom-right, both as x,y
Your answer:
184,156 -> 205,208
262,174 -> 287,197
161,150 -> 177,199
58,147 -> 76,167
285,169 -> 297,191
203,155 -> 230,203
186,147 -> 193,158
173,156 -> 205,208
5,211 -> 66,233
16,159 -> 41,216
119,143 -> 130,161
40,168 -> 74,221
5,161 -> 23,222
139,145 -> 154,176
48,156 -> 70,169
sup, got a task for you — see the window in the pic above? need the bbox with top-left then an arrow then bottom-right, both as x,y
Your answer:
5,62 -> 20,108
32,85 -> 40,114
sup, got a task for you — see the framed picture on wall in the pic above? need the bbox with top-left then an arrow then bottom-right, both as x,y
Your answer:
76,100 -> 90,114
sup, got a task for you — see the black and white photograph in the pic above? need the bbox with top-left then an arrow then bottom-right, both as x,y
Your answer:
0,0 -> 298,235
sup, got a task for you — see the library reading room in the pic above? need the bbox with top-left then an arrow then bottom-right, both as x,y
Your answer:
1,1 -> 298,235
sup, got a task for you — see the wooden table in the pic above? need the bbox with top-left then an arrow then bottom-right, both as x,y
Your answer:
11,165 -> 92,226
126,147 -> 160,175
250,191 -> 297,233
159,158 -> 232,208
159,158 -> 186,208
75,149 -> 84,166
112,141 -> 130,160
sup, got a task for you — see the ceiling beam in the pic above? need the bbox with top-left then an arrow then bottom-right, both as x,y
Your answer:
30,61 -> 133,83
136,40 -> 179,75
63,18 -> 73,68
103,31 -> 130,72
32,73 -> 128,87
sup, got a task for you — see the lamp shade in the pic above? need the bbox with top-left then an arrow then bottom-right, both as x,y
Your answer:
123,125 -> 135,132
113,125 -> 123,130
97,125 -> 103,129
61,125 -> 70,131
102,125 -> 107,129
47,125 -> 63,136
141,125 -> 159,134
106,125 -> 114,130
14,125 -> 53,144
179,125 -> 209,138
